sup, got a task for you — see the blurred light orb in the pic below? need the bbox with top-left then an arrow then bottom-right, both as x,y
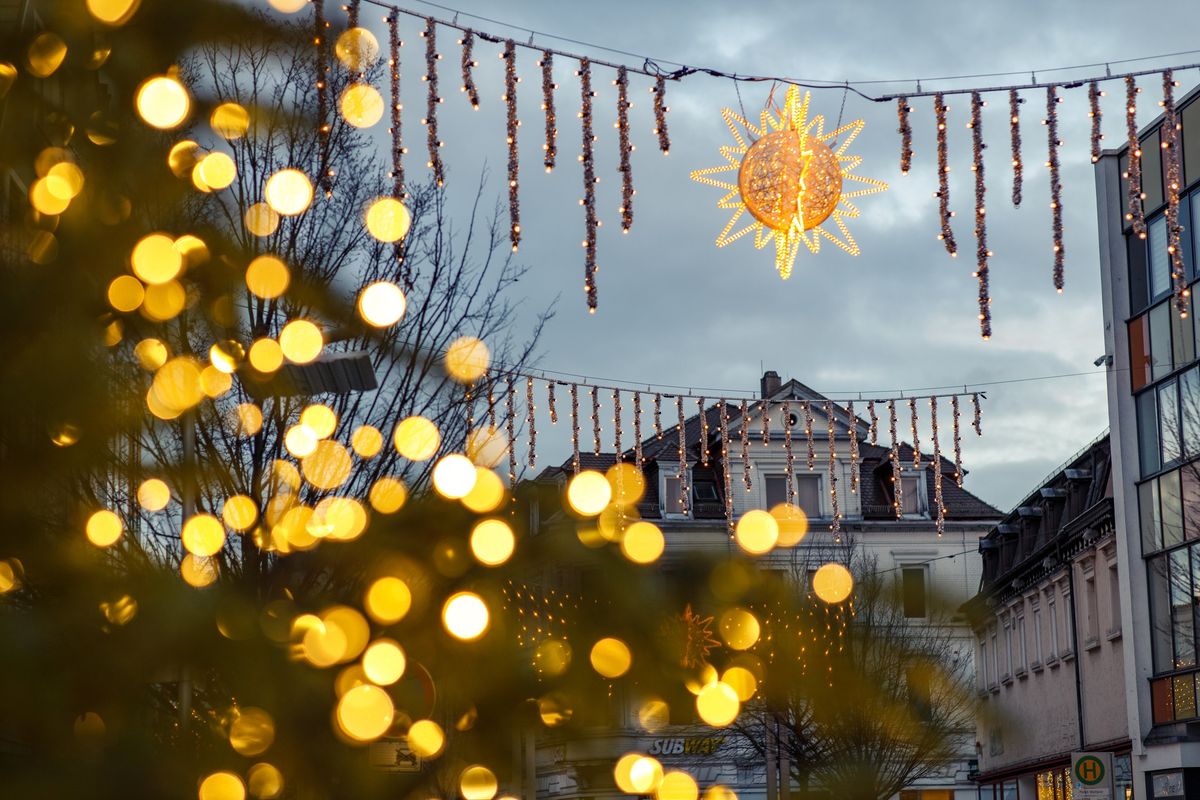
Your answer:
246,763 -> 284,799
137,478 -> 171,511
248,338 -> 284,373
312,497 -> 368,541
336,684 -> 394,742
350,425 -> 383,458
734,510 -> 778,555
534,639 -> 572,676
696,681 -> 740,727
335,27 -> 381,71
46,162 -> 84,199
718,607 -> 760,650
197,151 -> 236,190
406,719 -> 445,758
86,509 -> 123,547
812,562 -> 854,604
107,275 -> 144,312
630,757 -> 665,793
198,771 -> 245,800
284,424 -> 318,458
136,75 -> 190,129
279,319 -> 323,363
364,576 -> 412,624
229,707 -> 275,756
704,787 -> 738,800
462,468 -> 505,513
442,591 -> 489,640
770,502 -> 809,546
264,168 -> 313,216
470,518 -> 515,566
26,32 -> 67,78
222,495 -> 259,531
620,521 -> 665,564
368,477 -> 408,513
209,340 -> 244,374
86,0 -> 140,25
357,281 -> 406,327
267,0 -> 306,10
182,514 -> 226,557
444,336 -> 490,383
245,255 -> 290,299
364,197 -> 411,242
362,639 -> 406,685
657,771 -> 699,800
301,440 -> 353,490
607,462 -> 646,507
432,454 -> 477,499
131,233 -> 183,285
589,637 -> 632,678
168,140 -> 201,177
140,280 -> 186,322
459,765 -> 498,800
210,101 -> 250,139
393,416 -> 440,461
30,178 -> 70,214
638,699 -> 669,733
298,405 -> 335,439
244,203 -> 280,237
566,471 -> 611,516
721,666 -> 758,701
234,403 -> 264,436
340,83 -> 384,128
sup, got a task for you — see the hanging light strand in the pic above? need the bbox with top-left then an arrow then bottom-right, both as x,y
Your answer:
930,396 -> 945,536
897,96 -> 913,174
740,399 -> 752,490
720,400 -> 733,532
783,401 -> 795,504
761,400 -> 770,446
1125,76 -> 1146,238
503,39 -> 521,252
486,381 -> 497,430
677,396 -> 689,515
612,389 -> 623,464
539,51 -> 557,171
1088,80 -> 1103,163
969,91 -> 992,339
951,394 -> 964,487
698,397 -> 709,467
570,383 -> 580,474
506,378 -> 517,489
346,0 -> 360,28
847,401 -> 859,494
1046,85 -> 1065,293
934,93 -> 958,256
1009,89 -> 1023,207
804,401 -> 815,471
615,66 -> 635,233
548,381 -> 558,424
972,392 -> 983,435
652,75 -> 671,154
909,397 -> 922,469
314,0 -> 332,197
654,392 -> 663,439
633,391 -> 643,468
1162,69 -> 1189,318
420,17 -> 445,186
579,59 -> 599,312
868,400 -> 878,445
889,400 -> 904,519
526,377 -> 537,467
387,14 -> 405,201
458,30 -> 480,109
591,386 -> 601,456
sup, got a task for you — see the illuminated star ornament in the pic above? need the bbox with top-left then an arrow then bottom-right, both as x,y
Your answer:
691,87 -> 888,279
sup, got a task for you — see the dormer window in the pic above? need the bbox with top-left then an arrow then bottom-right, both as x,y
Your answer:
900,475 -> 922,515
661,467 -> 689,519
692,481 -> 719,503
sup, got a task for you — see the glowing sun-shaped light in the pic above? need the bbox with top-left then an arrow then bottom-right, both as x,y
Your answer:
690,87 -> 887,279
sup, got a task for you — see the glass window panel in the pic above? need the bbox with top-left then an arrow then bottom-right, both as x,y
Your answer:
1131,315 -> 1152,392
1144,128 -> 1165,212
901,475 -> 920,514
1120,152 -> 1131,230
1151,217 -> 1171,301
1185,468 -> 1200,540
1152,676 -> 1176,724
1161,380 -> 1182,466
1172,306 -> 1196,370
1139,389 -> 1162,476
1150,555 -> 1175,672
1130,231 -> 1150,312
764,474 -> 789,509
663,475 -> 682,514
1182,369 -> 1200,457
1163,470 -> 1185,548
1181,193 -> 1195,281
902,567 -> 926,618
1171,547 -> 1196,667
1174,673 -> 1197,719
795,474 -> 821,519
1142,479 -> 1164,551
1151,301 -> 1173,380
1185,98 -> 1200,186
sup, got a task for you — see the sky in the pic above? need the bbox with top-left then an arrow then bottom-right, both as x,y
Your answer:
281,0 -> 1200,510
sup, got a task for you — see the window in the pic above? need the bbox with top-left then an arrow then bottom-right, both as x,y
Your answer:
901,567 -> 926,618
900,475 -> 921,515
1109,560 -> 1122,637
1015,608 -> 1027,672
1002,614 -> 1013,680
795,474 -> 822,519
1171,547 -> 1196,668
1030,599 -> 1043,666
1161,379 -> 1182,466
1083,561 -> 1099,646
1150,215 -> 1171,301
692,480 -> 719,503
1061,582 -> 1076,656
989,625 -> 999,688
978,637 -> 989,690
1129,231 -> 1150,313
1046,588 -> 1059,661
662,470 -> 687,517
764,474 -> 790,508
1138,389 -> 1161,477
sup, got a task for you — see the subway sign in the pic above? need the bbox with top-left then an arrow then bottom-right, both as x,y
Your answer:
647,737 -> 726,756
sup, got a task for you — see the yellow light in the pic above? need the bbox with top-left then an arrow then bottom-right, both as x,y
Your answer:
168,140 -> 200,177
26,32 -> 66,78
198,771 -> 245,800
734,510 -> 778,555
30,178 -> 70,215
208,341 -> 243,374
704,787 -> 738,800
368,477 -> 408,513
696,681 -> 740,727
357,281 -> 406,327
197,152 -> 237,190
85,509 -> 123,547
432,454 -> 477,499
279,320 -> 322,363
107,275 -> 144,312
459,766 -> 499,800
444,336 -> 490,383
150,357 -> 204,415
86,0 -> 140,25
812,562 -> 853,604
182,514 -> 225,557
770,502 -> 809,546
210,102 -> 250,139
264,169 -> 313,216
245,255 -> 290,299
133,338 -> 168,370
0,560 -> 20,594
470,518 -> 516,566
246,763 -> 284,799
362,639 -> 406,685
301,440 -> 352,489
300,404 -> 337,438
620,521 -> 664,564
350,425 -> 383,458
442,591 -> 489,640
340,83 -> 385,128
137,478 -> 170,511
535,639 -> 573,676
312,497 -> 367,541
244,203 -> 280,237
223,495 -> 259,531
718,607 -> 760,650
364,197 -> 412,242
131,233 -> 183,285
657,771 -> 699,800
229,707 -> 275,756
200,366 -> 232,398
566,470 -> 611,516
46,162 -> 84,199
284,424 -> 318,458
615,754 -> 664,794
141,280 -> 186,321
336,684 -> 394,742
136,75 -> 190,130
233,403 -> 264,436
364,576 -> 412,624
406,719 -> 445,758
268,0 -> 307,9
461,468 -> 505,512
335,27 -> 380,70
393,416 -> 440,461
721,666 -> 757,701
589,637 -> 632,678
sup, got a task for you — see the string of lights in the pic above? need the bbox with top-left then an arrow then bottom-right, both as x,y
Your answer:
934,93 -> 957,257
1046,86 -> 1065,292
1009,89 -> 1023,208
970,91 -> 991,339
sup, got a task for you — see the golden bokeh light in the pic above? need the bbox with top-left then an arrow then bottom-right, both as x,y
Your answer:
177,231 -> 210,265
210,102 -> 250,139
233,403 -> 264,436
140,280 -> 186,321
336,684 -> 394,742
267,0 -> 307,10
131,233 -> 183,284
132,339 -> 168,371
432,454 -> 477,499
46,162 -> 84,199
284,424 -> 318,458
200,366 -> 232,399
107,275 -> 144,312
406,719 -> 445,759
279,319 -> 323,363
734,510 -> 778,555
362,639 -> 406,685
222,495 -> 259,531
812,562 -> 853,604
30,178 -> 70,215
300,404 -> 337,438
246,763 -> 284,799
364,197 -> 412,242
590,637 -> 632,678
696,681 -> 740,727
718,607 -> 760,650
566,471 -> 611,516
301,440 -> 352,490
229,707 -> 275,756
135,75 -> 190,130
151,357 -> 204,415
470,518 -> 515,566
137,478 -> 170,512
196,151 -> 237,190
721,667 -> 758,701
182,514 -> 225,557
27,32 -> 67,78
770,502 -> 809,547
0,560 -> 19,594
461,468 -> 505,513
362,578 -> 411,627
311,496 -> 367,541
264,168 -> 313,216
198,771 -> 246,800
368,477 -> 408,514
657,771 -> 699,800
335,27 -> 381,71
168,140 -> 200,177
248,338 -> 284,373
614,754 -> 664,794
100,595 -> 138,626
466,424 -> 508,468
442,591 -> 489,640
459,765 -> 499,800
350,425 -> 383,458
357,281 -> 406,327
180,554 -> 218,588
534,639 -> 572,676
638,699 -> 670,733
209,340 -> 244,374
85,509 -> 123,548
620,521 -> 664,564
244,203 -> 280,237
86,0 -> 141,25
340,83 -> 384,128
245,255 -> 290,299
704,787 -> 738,800
444,336 -> 490,383
393,416 -> 440,460
606,462 -> 646,507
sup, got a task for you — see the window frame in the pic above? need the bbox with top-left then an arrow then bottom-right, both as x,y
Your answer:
660,466 -> 691,520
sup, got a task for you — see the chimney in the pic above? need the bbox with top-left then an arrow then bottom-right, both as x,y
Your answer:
760,370 -> 781,399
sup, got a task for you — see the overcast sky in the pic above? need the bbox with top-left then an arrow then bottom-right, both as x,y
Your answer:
302,0 -> 1200,510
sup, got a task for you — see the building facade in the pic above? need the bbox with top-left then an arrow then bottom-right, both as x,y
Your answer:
964,433 -> 1132,800
519,373 -> 1002,800
1096,84 -> 1200,799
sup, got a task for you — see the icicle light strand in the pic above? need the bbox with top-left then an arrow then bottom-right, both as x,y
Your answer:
652,75 -> 670,154
930,396 -> 944,536
506,378 -> 517,489
972,393 -> 983,435
421,18 -> 445,186
951,394 -> 964,487
613,389 -> 622,458
1162,69 -> 1189,318
898,97 -> 913,174
570,383 -> 580,473
1010,89 -> 1023,207
847,401 -> 859,494
579,59 -> 599,312
387,14 -> 406,201
826,401 -> 840,537
761,401 -> 769,446
1046,86 -> 1065,292
909,397 -> 921,469
314,0 -> 331,197
698,397 -> 709,467
740,399 -> 752,490
933,93 -> 958,256
868,400 -> 878,445
970,91 -> 991,339
459,30 -> 480,109
804,401 -> 815,471
548,381 -> 558,424
346,0 -> 360,28
889,401 -> 903,519
783,401 -> 795,504
654,392 -> 663,439
526,377 -> 536,467
539,51 -> 557,171
633,391 -> 643,468
615,66 -> 634,233
591,386 -> 601,456
1125,76 -> 1146,238
486,382 -> 496,430
503,40 -> 521,252
720,400 -> 732,532
677,396 -> 689,515
1088,80 -> 1103,163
